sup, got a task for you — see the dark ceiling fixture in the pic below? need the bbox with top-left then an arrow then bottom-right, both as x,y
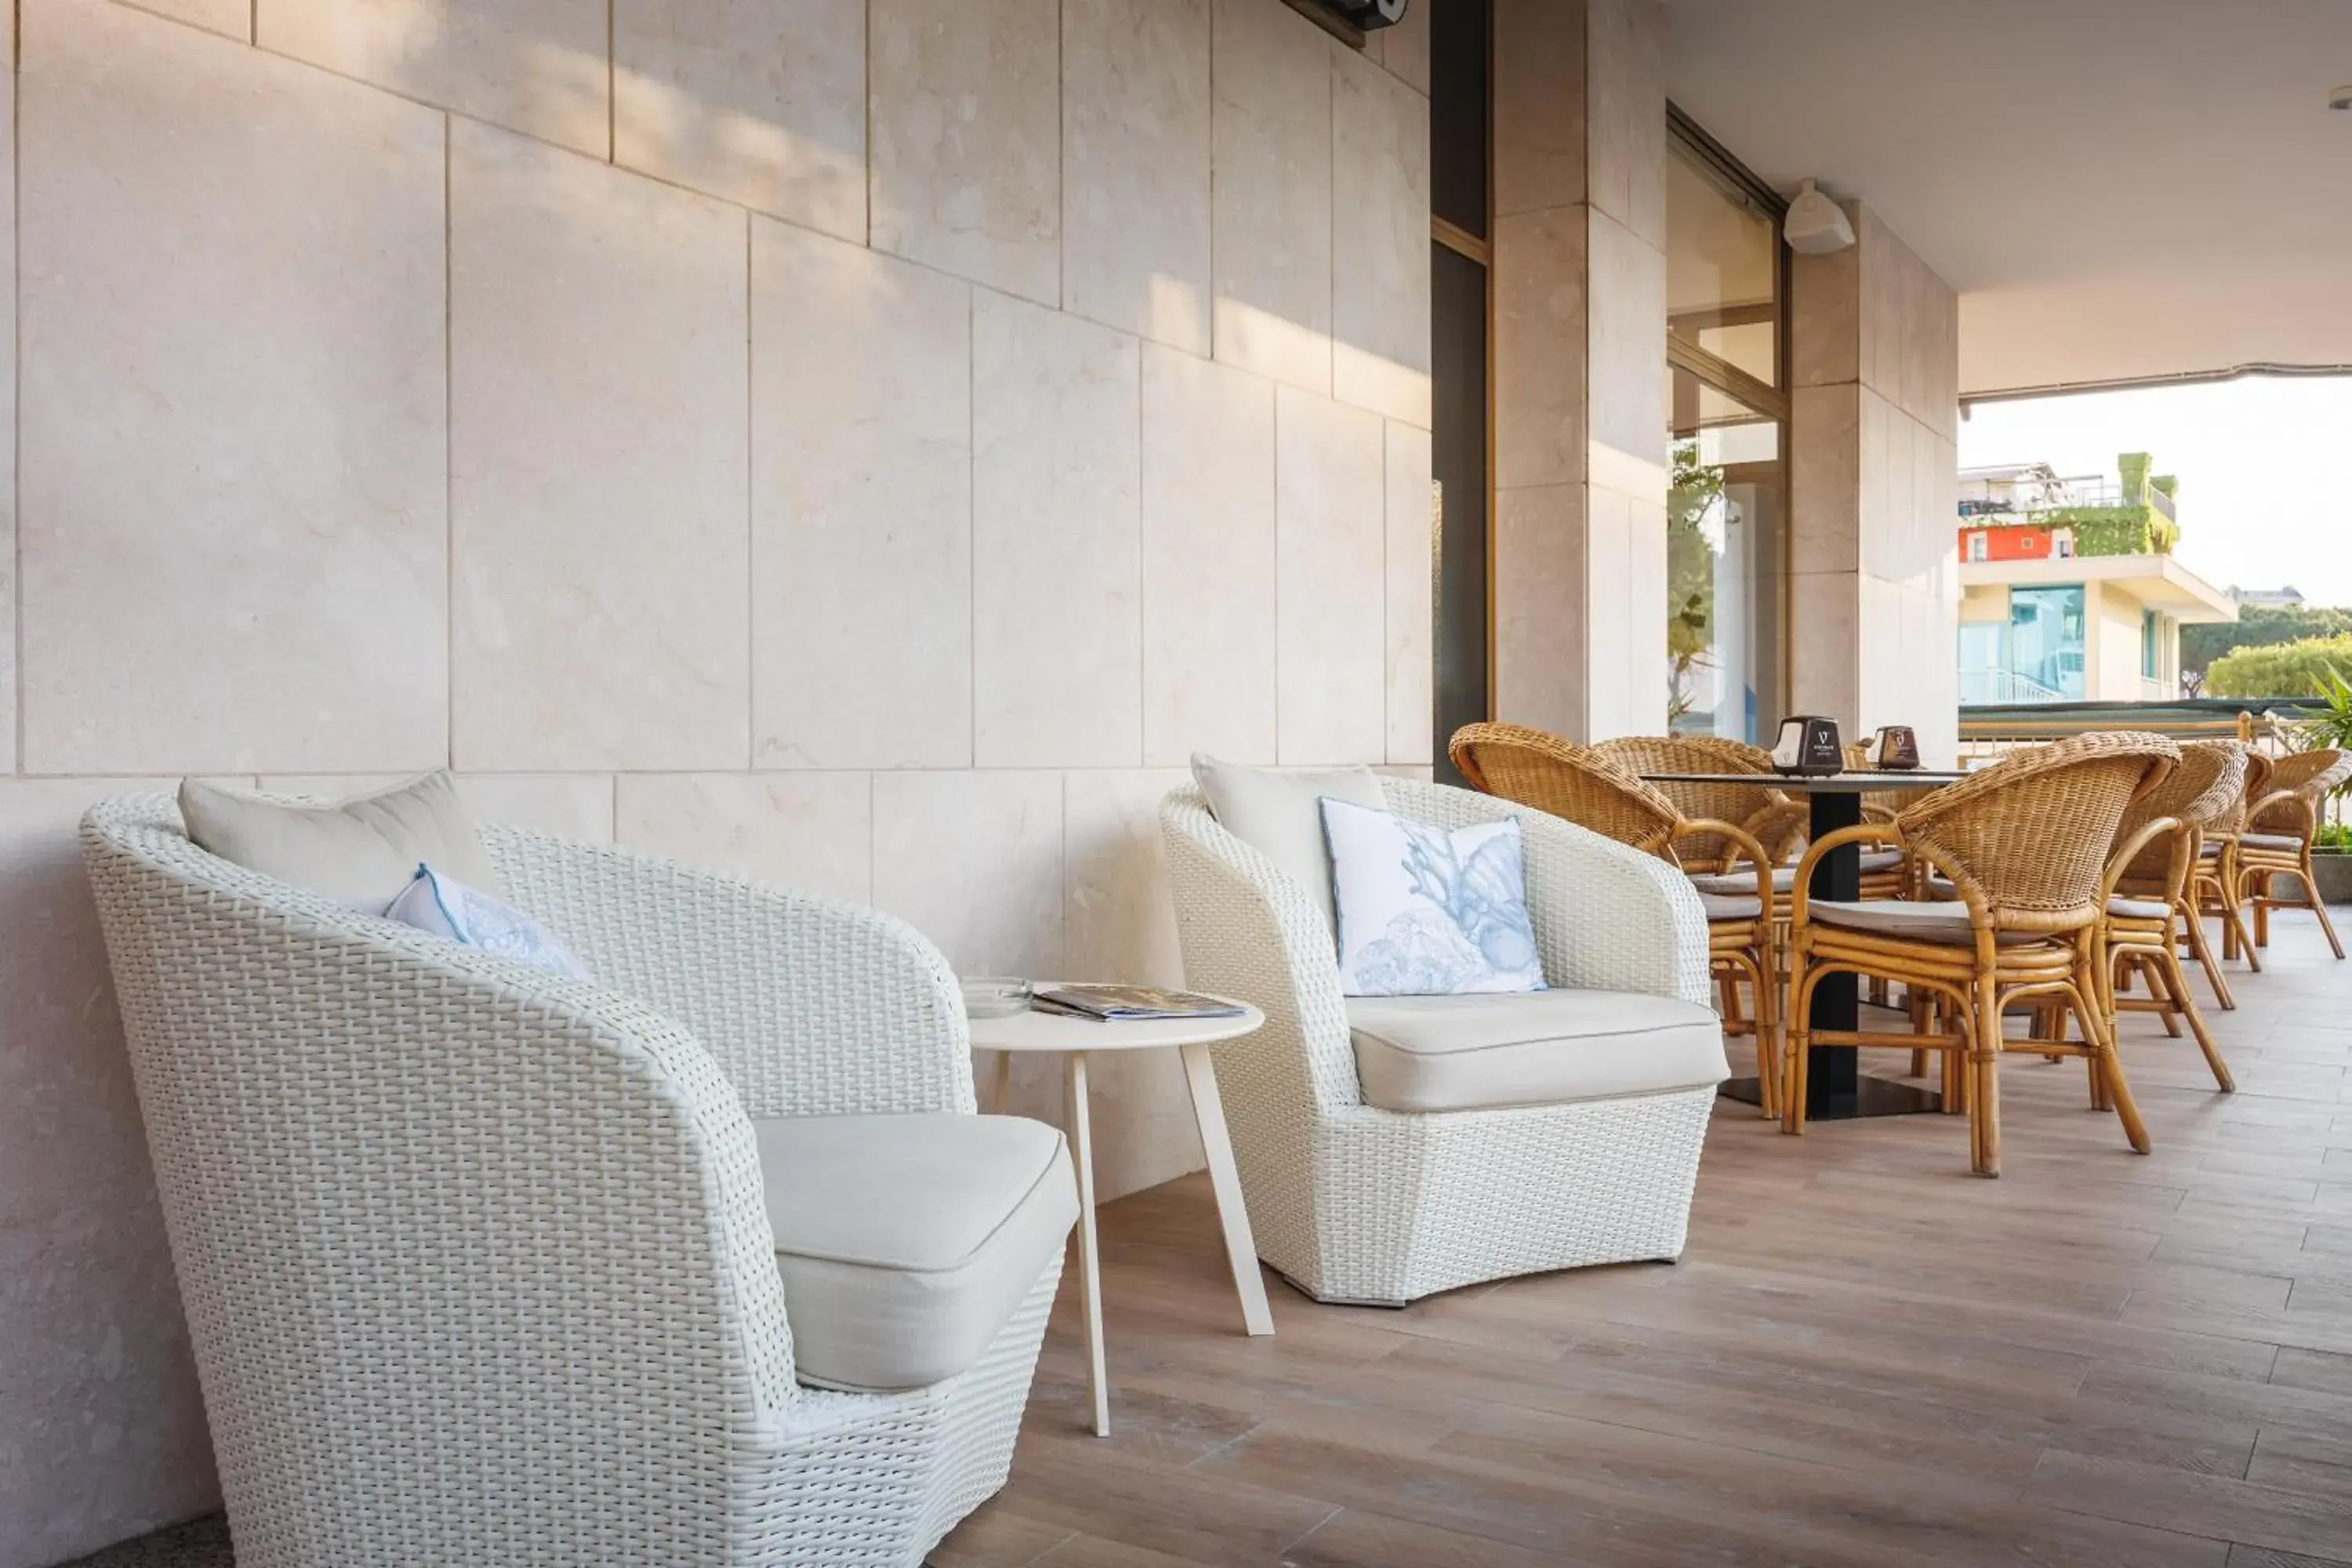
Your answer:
1281,0 -> 1408,48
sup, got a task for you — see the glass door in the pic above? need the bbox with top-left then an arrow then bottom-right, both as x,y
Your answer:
1665,114 -> 1789,743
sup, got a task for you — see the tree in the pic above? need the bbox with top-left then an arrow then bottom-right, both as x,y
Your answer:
2180,601 -> 2352,679
2203,634 -> 2352,699
1666,441 -> 1722,720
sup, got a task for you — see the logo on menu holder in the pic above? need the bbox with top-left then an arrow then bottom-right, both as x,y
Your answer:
1771,716 -> 1846,777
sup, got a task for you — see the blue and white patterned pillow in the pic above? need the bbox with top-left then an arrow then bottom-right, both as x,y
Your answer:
386,863 -> 590,980
1319,798 -> 1546,997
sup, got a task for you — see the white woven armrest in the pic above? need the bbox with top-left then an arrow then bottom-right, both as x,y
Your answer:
1160,787 -> 1364,1109
1381,779 -> 1712,1007
486,826 -> 975,1119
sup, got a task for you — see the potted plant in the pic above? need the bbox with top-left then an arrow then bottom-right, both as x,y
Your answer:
2301,670 -> 2352,906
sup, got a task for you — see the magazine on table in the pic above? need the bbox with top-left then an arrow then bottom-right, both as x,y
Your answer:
1029,984 -> 1245,1022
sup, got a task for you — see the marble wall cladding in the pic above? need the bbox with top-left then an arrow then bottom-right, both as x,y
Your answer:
612,0 -> 866,241
0,779 -> 219,1568
973,292 -> 1144,769
1789,569 -> 1862,731
0,15 -> 14,778
1790,383 -> 1860,576
449,121 -> 750,773
1789,198 -> 1960,759
871,771 -> 1066,978
1211,0 -> 1334,394
456,774 -> 617,844
1492,0 -> 1585,217
120,0 -> 249,40
1062,0 -> 1212,354
1276,387 -> 1388,764
1333,46 -> 1432,429
1580,485 -> 1632,740
1370,0 -> 1429,95
615,773 -> 873,903
1584,0 -> 1666,250
259,0 -> 610,158
1492,206 -> 1588,492
10,5 -> 1437,1552
1140,343 -> 1278,767
1791,229 -> 1861,390
1492,484 -> 1586,737
1384,422 -> 1436,765
21,0 -> 448,775
751,220 -> 972,770
869,0 -> 1060,307
1584,208 -> 1668,490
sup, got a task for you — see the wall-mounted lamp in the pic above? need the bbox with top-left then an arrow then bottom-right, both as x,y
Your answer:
1784,179 -> 1857,256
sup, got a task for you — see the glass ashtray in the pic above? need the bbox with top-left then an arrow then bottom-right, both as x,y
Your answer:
960,976 -> 1034,1019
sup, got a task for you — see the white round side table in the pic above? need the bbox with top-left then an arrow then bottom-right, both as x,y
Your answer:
967,993 -> 1272,1437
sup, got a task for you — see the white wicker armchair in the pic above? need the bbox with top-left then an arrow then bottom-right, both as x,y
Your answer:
1161,777 -> 1721,1306
81,794 -> 1058,1568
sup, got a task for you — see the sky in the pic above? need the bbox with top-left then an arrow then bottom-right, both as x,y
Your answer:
1956,376 -> 2352,608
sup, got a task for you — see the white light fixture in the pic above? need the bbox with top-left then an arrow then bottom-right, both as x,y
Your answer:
1784,179 -> 1857,255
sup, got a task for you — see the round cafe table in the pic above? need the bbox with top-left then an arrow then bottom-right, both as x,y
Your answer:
968,993 -> 1271,1437
1641,768 -> 1969,1119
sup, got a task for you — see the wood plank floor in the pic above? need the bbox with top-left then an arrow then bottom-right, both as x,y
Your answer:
936,915 -> 2352,1568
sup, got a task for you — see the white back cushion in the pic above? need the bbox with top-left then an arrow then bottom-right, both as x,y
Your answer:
1190,753 -> 1385,941
180,769 -> 505,912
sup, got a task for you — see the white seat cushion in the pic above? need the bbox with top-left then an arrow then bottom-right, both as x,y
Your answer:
2108,895 -> 2172,922
752,1113 -> 1076,1393
1689,850 -> 1903,896
1697,891 -> 1763,923
2240,832 -> 2302,853
1809,899 -> 2044,946
1345,991 -> 1729,1114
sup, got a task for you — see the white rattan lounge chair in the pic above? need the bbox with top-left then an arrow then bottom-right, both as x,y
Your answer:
82,793 -> 1069,1568
1160,776 -> 1726,1308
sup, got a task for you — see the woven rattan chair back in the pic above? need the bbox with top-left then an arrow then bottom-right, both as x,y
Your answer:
2114,740 -> 2249,884
2212,750 -> 2276,837
1592,734 -> 1800,869
1895,731 -> 2179,931
1841,740 -> 1918,822
2252,748 -> 2351,833
1450,723 -> 1681,853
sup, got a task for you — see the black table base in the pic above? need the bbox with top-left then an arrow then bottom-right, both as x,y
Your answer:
1719,1073 -> 1942,1117
1720,784 -> 1944,1120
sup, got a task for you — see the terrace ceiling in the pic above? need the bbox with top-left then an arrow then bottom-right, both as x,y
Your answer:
1661,0 -> 2352,402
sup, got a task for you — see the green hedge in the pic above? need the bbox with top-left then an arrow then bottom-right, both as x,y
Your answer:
2205,635 -> 2352,699
2039,504 -> 2179,557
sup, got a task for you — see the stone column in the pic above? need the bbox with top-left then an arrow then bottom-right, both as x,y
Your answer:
1788,201 -> 1962,764
1489,0 -> 1668,742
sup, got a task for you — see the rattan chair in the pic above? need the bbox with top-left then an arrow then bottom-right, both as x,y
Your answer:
2196,750 -> 2271,971
82,794 -> 1061,1567
1785,732 -> 2180,1176
2100,740 -> 2249,1089
1452,723 -> 1783,1116
2238,747 -> 2350,960
1591,734 -> 1807,873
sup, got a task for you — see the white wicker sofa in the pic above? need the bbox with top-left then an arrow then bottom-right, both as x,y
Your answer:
1161,776 -> 1725,1307
82,793 -> 1067,1568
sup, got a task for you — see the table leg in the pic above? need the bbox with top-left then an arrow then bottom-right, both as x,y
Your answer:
1179,1040 -> 1274,1337
1807,789 -> 1865,1111
987,1047 -> 1012,1115
1065,1051 -> 1109,1436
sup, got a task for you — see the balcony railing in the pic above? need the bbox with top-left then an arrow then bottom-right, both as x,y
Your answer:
1959,667 -> 2065,706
